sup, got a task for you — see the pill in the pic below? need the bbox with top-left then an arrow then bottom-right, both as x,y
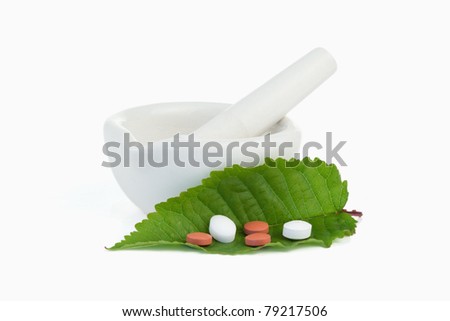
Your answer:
186,232 -> 212,246
282,220 -> 312,240
209,215 -> 236,243
245,233 -> 271,247
244,221 -> 269,234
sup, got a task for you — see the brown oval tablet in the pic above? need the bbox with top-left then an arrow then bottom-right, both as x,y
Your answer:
244,221 -> 269,235
245,233 -> 271,247
186,232 -> 212,246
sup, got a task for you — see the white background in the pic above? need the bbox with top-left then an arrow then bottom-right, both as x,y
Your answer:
1,0 -> 449,303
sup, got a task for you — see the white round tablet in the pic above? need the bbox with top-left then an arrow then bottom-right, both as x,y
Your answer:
209,215 -> 236,243
282,220 -> 312,240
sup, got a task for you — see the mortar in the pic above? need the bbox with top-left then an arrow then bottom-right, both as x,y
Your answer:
104,101 -> 300,213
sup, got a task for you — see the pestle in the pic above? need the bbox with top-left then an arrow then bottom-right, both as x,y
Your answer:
193,47 -> 337,139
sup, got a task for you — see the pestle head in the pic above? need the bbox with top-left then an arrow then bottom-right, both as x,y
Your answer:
194,47 -> 337,139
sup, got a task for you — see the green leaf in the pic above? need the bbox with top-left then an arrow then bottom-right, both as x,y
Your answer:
109,158 -> 357,254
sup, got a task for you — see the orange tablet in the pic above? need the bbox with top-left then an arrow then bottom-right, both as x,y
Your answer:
186,232 -> 213,246
245,233 -> 271,247
244,221 -> 269,235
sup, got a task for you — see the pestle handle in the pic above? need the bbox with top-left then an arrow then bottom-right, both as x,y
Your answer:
194,47 -> 337,139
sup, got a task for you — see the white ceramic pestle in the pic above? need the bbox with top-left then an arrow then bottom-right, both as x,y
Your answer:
104,47 -> 336,212
193,47 -> 337,139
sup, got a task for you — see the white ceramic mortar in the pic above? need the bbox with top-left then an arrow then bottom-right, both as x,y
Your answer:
104,102 -> 300,213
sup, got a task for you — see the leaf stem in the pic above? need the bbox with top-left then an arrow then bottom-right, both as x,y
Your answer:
343,209 -> 363,217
